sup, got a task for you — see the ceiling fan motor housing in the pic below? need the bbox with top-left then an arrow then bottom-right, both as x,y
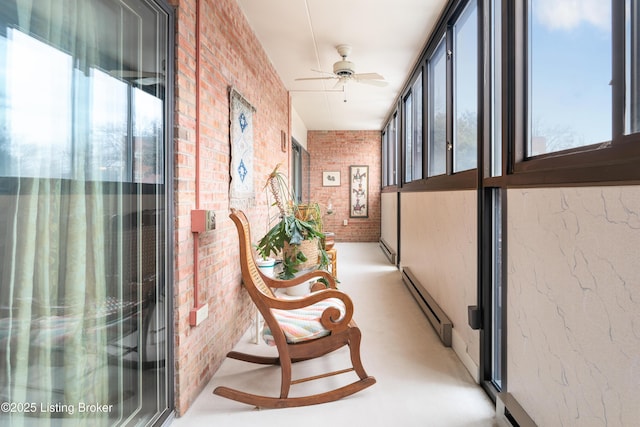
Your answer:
333,60 -> 355,77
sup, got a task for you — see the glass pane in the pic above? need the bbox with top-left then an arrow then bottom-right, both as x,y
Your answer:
90,69 -> 129,182
0,1 -> 170,425
627,0 -> 639,134
412,74 -> 423,179
528,0 -> 612,156
428,39 -> 447,176
491,0 -> 502,177
391,114 -> 398,185
1,30 -> 73,178
404,93 -> 413,182
383,117 -> 397,187
133,88 -> 164,184
491,190 -> 503,390
454,0 -> 478,172
291,142 -> 310,204
382,127 -> 389,186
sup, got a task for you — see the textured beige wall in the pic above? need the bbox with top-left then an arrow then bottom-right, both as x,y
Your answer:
399,190 -> 479,370
381,192 -> 398,255
507,186 -> 640,426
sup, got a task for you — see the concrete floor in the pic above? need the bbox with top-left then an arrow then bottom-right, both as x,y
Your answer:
170,242 -> 497,427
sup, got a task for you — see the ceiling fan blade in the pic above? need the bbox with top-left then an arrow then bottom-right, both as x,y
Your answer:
356,78 -> 389,87
295,76 -> 337,81
353,72 -> 385,80
311,68 -> 336,76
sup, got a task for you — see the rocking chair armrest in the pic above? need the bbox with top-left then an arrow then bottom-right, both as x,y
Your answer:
266,289 -> 354,333
263,269 -> 338,290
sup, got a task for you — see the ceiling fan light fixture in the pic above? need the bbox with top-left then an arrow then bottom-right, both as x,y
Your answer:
333,60 -> 355,77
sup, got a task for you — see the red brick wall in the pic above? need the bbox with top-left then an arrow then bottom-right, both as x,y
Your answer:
308,131 -> 382,242
170,0 -> 290,414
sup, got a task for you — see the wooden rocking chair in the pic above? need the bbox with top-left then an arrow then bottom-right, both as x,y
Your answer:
214,209 -> 376,408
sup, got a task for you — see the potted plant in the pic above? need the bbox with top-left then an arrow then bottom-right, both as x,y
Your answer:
254,249 -> 276,278
257,164 -> 329,281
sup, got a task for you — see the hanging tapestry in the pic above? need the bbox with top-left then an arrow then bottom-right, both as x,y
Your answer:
229,88 -> 256,209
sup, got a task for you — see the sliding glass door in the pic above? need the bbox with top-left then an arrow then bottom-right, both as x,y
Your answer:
0,0 -> 173,425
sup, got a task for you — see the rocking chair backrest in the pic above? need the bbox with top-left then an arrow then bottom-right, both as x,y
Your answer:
229,209 -> 276,299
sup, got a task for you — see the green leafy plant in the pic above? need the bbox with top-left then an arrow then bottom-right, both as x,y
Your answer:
257,164 -> 328,280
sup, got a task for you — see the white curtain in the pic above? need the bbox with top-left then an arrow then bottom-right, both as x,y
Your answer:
0,1 -> 110,426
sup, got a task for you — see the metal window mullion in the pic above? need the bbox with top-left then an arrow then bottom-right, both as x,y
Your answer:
446,26 -> 454,175
612,0 -> 626,140
632,0 -> 639,133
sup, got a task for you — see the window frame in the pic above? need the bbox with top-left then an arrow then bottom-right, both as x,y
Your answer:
401,69 -> 425,185
452,0 -> 480,173
382,112 -> 399,189
383,0 -> 480,193
493,0 -> 640,187
384,0 -> 640,192
402,89 -> 414,183
427,36 -> 448,179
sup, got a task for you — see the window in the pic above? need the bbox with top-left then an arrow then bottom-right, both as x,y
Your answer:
392,113 -> 399,186
453,1 -> 478,172
527,0 -> 612,156
412,74 -> 424,180
383,127 -> 389,186
1,20 -> 164,184
490,189 -> 504,390
403,92 -> 414,182
403,74 -> 423,183
508,0 -> 640,183
626,0 -> 640,135
382,113 -> 398,187
2,30 -> 74,178
291,140 -> 310,203
428,39 -> 447,177
384,0 -> 479,188
490,0 -> 503,177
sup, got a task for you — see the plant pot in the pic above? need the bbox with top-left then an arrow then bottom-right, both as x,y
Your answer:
256,257 -> 276,278
283,238 -> 319,271
322,232 -> 335,250
285,280 -> 312,296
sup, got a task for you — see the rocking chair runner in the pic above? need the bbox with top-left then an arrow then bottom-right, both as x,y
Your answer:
214,209 -> 376,408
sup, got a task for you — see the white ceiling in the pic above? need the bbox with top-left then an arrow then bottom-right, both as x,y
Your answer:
236,0 -> 447,131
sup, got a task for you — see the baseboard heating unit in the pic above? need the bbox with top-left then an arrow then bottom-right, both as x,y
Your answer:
496,393 -> 537,427
401,267 -> 452,347
379,239 -> 396,264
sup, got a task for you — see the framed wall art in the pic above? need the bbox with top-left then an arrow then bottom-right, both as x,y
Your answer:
322,171 -> 341,187
349,165 -> 368,218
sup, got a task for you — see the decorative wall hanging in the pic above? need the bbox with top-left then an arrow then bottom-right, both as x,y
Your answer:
229,87 -> 256,209
350,165 -> 368,218
322,171 -> 341,187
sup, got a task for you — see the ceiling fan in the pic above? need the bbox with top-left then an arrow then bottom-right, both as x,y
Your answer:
295,44 -> 388,89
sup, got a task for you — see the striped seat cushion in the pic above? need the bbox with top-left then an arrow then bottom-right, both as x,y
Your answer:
262,298 -> 346,346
